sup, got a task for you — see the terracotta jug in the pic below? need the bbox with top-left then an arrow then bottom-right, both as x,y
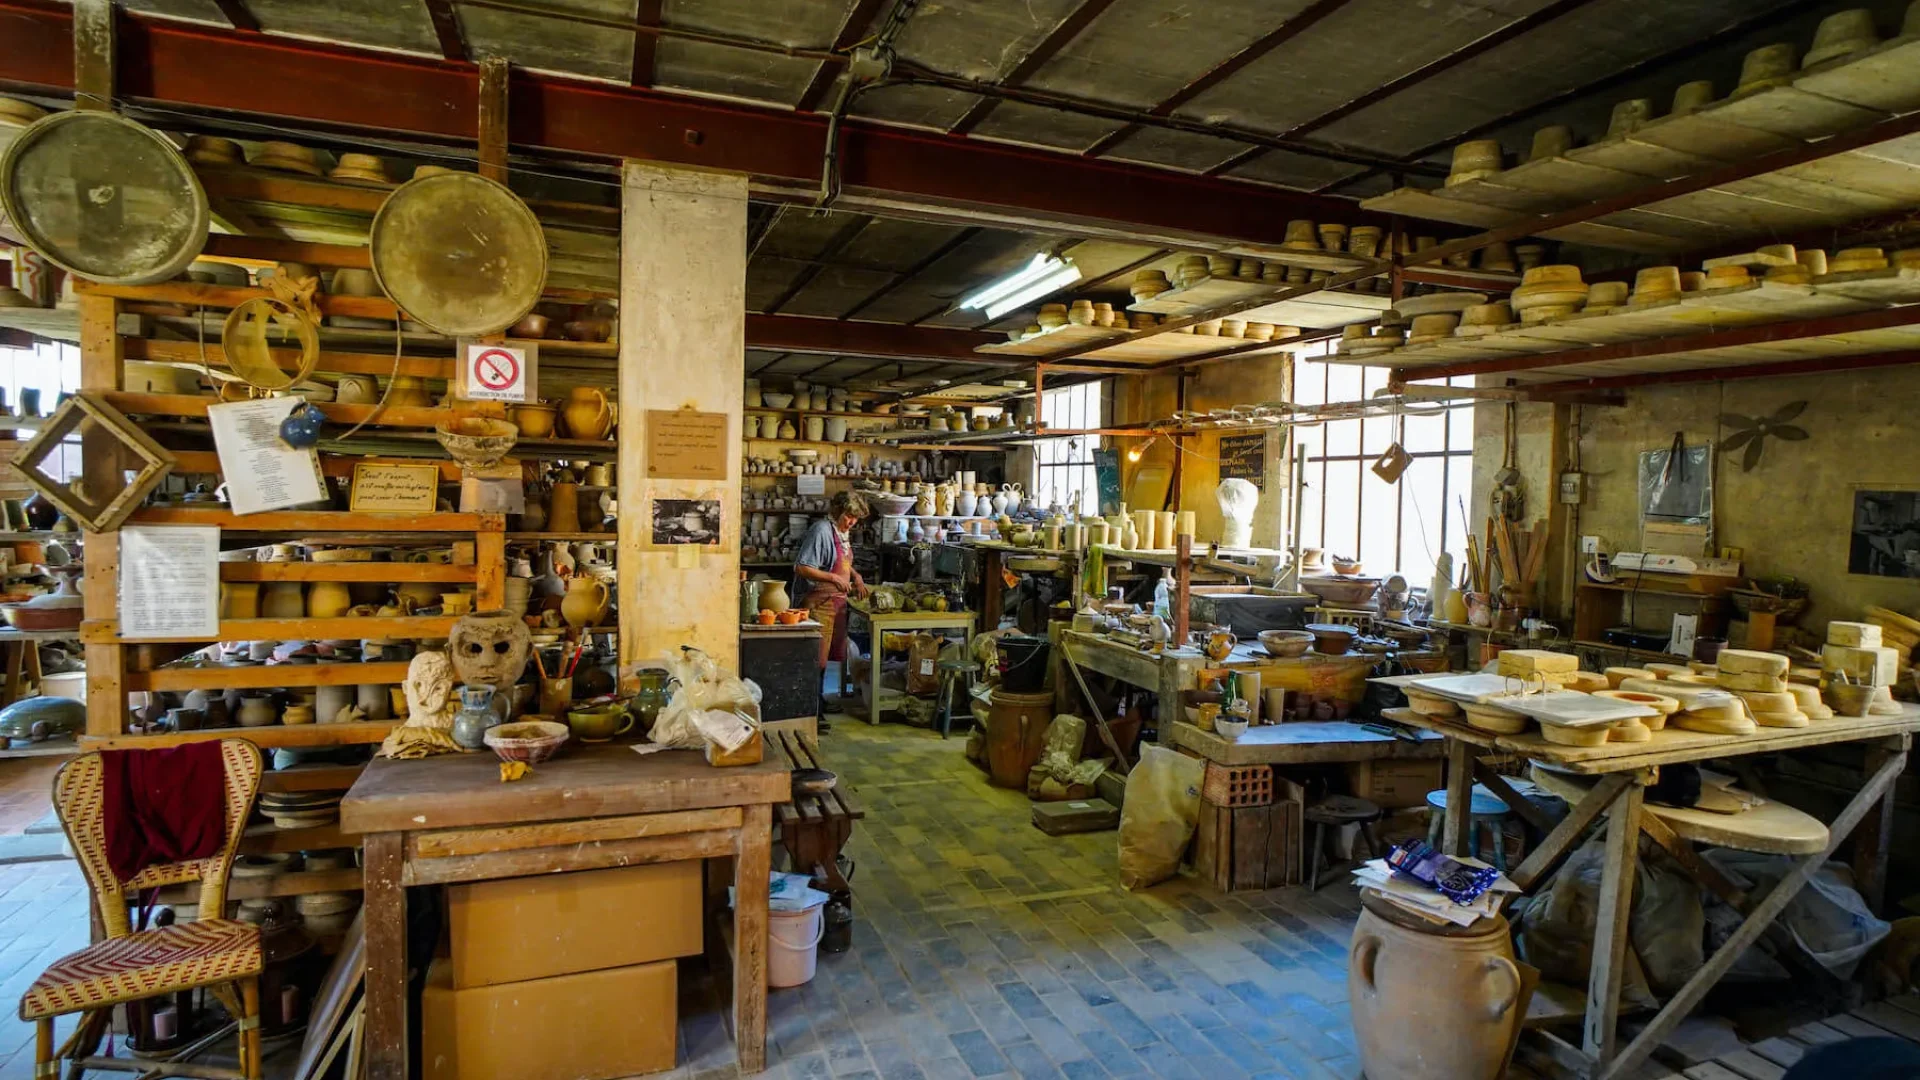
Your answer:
758,580 -> 791,613
519,484 -> 549,531
307,580 -> 352,619
562,387 -> 612,440
262,582 -> 304,618
546,481 -> 582,533
561,576 -> 611,629
1349,897 -> 1522,1080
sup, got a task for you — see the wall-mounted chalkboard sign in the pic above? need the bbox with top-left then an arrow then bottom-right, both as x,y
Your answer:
1218,432 -> 1266,488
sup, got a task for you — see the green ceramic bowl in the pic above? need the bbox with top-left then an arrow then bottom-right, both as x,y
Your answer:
566,706 -> 632,743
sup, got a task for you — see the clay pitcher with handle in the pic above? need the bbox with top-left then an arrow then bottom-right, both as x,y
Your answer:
562,386 -> 612,440
561,576 -> 610,629
1348,896 -> 1522,1080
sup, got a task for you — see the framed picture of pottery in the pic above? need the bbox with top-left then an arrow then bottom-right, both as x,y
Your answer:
652,498 -> 721,545
1848,486 -> 1920,579
349,463 -> 440,513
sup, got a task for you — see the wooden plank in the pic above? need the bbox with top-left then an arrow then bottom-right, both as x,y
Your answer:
1854,1001 -> 1920,1041
1443,737 -> 1473,856
127,507 -> 492,532
404,828 -> 739,885
1167,717 -> 1444,765
1682,1065 -> 1749,1080
1823,1013 -> 1897,1040
410,806 -> 743,858
83,721 -> 396,752
1638,812 -> 1749,907
71,0 -> 114,109
84,615 -> 456,644
81,530 -> 123,738
735,803 -> 772,1074
1786,1021 -> 1846,1046
1586,781 -> 1644,1065
78,279 -> 402,320
128,338 -> 453,380
241,821 -> 354,856
476,57 -> 509,183
975,323 -> 1131,357
360,831 -> 405,1080
128,661 -> 414,692
220,563 -> 476,583
474,527 -> 504,610
340,743 -> 789,834
1745,1038 -> 1805,1069
262,765 -> 366,794
105,390 -> 451,430
1712,1049 -> 1785,1080
159,867 -> 364,903
1230,805 -> 1270,891
1853,744 -> 1898,914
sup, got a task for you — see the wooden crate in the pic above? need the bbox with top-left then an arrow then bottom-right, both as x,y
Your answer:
1201,762 -> 1272,808
1190,779 -> 1304,891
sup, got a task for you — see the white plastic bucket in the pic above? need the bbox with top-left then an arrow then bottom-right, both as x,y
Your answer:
768,904 -> 825,987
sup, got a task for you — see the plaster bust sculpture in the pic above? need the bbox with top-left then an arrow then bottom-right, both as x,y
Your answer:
1217,478 -> 1258,548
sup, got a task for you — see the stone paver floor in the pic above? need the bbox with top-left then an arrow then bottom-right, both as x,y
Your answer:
0,716 -> 1367,1080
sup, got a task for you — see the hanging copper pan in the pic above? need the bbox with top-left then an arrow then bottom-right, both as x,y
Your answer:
368,171 -> 547,338
0,111 -> 209,285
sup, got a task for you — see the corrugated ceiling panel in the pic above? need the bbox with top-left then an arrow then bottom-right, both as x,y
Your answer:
657,0 -> 848,103
967,100 -> 1122,152
779,266 -> 902,318
746,256 -> 811,313
1021,0 -> 1321,110
850,83 -> 981,131
863,230 -> 1055,326
122,0 -> 227,25
243,0 -> 441,56
458,0 -> 637,82
890,0 -> 1093,82
1222,147 -> 1372,191
1100,125 -> 1247,172
838,218 -> 971,272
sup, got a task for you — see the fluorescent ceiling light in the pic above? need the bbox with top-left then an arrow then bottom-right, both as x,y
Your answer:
983,263 -> 1082,320
960,253 -> 1081,317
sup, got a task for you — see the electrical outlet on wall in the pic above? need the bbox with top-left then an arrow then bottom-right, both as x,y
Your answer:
1581,535 -> 1603,554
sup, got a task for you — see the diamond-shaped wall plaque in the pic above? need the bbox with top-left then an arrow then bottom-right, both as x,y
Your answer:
11,392 -> 175,532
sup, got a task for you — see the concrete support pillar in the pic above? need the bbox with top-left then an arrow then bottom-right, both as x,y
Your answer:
617,161 -> 747,679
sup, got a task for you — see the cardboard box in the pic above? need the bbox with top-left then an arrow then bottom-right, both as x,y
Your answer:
1344,758 -> 1445,810
447,861 -> 701,989
423,958 -> 677,1080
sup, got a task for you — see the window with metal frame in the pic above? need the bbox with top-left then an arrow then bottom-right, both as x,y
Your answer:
1030,380 -> 1104,517
0,340 -> 81,483
1289,341 -> 1473,590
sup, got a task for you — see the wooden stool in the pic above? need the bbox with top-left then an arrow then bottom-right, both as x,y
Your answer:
1424,784 -> 1513,870
1306,794 -> 1384,891
936,660 -> 980,739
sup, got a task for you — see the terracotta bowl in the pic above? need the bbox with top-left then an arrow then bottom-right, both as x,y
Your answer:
436,417 -> 519,468
1331,556 -> 1364,575
1303,623 -> 1357,655
484,719 -> 569,764
1257,629 -> 1313,658
776,609 -> 806,625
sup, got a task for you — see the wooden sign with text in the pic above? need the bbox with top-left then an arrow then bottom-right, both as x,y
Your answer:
349,463 -> 440,512
646,409 -> 729,480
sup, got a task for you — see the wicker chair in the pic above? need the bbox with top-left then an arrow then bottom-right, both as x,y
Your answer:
22,740 -> 266,1080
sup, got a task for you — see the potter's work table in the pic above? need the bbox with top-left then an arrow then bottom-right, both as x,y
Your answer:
340,744 -> 790,1080
1168,719 -> 1443,766
1377,699 -> 1920,1080
841,603 -> 975,726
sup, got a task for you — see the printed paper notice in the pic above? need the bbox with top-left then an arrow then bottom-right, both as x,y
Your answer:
119,525 -> 220,639
207,398 -> 326,515
646,409 -> 728,480
796,474 -> 825,495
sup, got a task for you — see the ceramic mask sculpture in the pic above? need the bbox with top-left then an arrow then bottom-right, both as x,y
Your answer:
1217,478 -> 1259,548
447,610 -> 533,688
402,651 -> 459,732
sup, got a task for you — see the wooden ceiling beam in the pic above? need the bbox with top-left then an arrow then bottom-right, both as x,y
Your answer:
795,0 -> 889,112
422,0 -> 463,61
211,0 -> 259,33
946,0 -> 1121,136
1080,0 -> 1355,158
1213,0 -> 1604,177
629,0 -> 661,86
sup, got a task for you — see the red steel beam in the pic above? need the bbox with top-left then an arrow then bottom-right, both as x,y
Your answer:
1080,0 -> 1355,158
1393,305 -> 1920,383
946,0 -> 1121,135
1517,349 -> 1920,393
0,0 -> 1374,249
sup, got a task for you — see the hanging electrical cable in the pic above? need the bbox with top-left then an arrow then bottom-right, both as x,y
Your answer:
815,0 -> 922,209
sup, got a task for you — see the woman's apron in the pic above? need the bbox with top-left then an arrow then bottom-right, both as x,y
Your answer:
808,529 -> 853,668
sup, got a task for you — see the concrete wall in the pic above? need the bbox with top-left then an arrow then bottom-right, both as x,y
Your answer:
1472,366 -> 1920,630
1111,354 -> 1292,547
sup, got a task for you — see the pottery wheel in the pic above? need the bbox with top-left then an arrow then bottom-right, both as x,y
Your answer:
369,172 -> 547,337
0,111 -> 209,285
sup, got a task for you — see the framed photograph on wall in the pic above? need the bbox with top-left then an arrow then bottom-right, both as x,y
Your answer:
1848,486 -> 1920,579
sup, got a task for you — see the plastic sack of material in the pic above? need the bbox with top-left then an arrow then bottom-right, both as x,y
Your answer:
1703,851 -> 1890,980
1116,745 -> 1205,891
650,646 -> 762,749
1513,833 -> 1701,1004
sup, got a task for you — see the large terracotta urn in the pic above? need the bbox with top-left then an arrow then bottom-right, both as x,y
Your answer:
562,387 -> 612,440
1349,896 -> 1523,1080
561,576 -> 610,629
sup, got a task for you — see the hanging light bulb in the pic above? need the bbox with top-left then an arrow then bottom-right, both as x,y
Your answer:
1127,432 -> 1160,463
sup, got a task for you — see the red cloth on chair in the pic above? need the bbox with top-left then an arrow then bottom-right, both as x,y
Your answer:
100,743 -> 228,882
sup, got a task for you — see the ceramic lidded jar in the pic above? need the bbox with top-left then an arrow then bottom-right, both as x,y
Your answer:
1348,897 -> 1522,1080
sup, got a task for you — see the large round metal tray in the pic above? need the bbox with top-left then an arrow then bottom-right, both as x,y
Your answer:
0,111 -> 209,285
368,171 -> 547,337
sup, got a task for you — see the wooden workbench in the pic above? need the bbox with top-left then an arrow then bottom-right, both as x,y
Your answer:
841,602 -> 975,725
339,744 -> 790,1080
1375,696 -> 1920,1080
1168,718 -> 1444,766
1060,630 -> 1382,742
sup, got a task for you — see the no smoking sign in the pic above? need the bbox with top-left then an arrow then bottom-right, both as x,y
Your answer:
455,340 -> 537,403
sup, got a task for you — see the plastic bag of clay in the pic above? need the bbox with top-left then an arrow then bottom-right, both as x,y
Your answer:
1039,714 -> 1086,779
906,633 -> 941,696
1703,852 -> 1890,980
1116,745 -> 1205,891
651,646 -> 762,749
1512,833 -> 1701,1004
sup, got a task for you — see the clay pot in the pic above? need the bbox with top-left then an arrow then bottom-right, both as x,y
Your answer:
237,696 -> 277,728
224,582 -> 261,619
307,581 -> 352,619
1804,9 -> 1879,68
1632,265 -> 1682,304
386,376 -> 433,409
1447,140 -> 1503,186
509,403 -> 557,439
184,135 -> 242,167
1672,80 -> 1716,116
1799,249 -> 1830,276
1606,98 -> 1654,138
329,153 -> 390,185
262,582 -> 304,619
562,387 -> 612,440
1528,125 -> 1573,162
510,313 -> 550,339
546,482 -> 582,533
1349,897 -> 1523,1080
1586,281 -> 1630,309
1405,314 -> 1460,344
1459,301 -> 1514,328
562,577 -> 610,630
758,580 -> 791,613
251,141 -> 322,176
1733,43 -> 1797,97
